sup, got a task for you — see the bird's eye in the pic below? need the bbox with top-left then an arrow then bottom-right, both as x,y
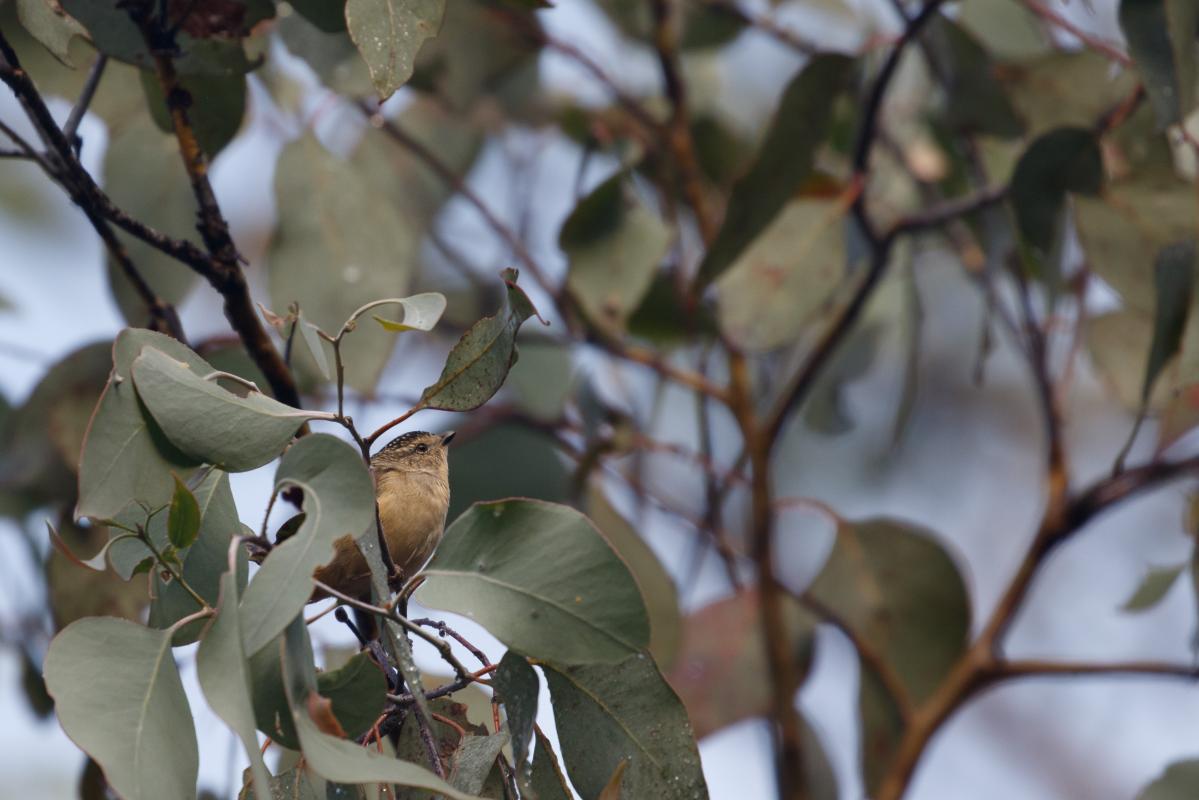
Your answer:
415,443 -> 429,453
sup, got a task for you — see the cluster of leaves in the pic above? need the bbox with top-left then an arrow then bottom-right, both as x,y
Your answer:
4,0 -> 1199,799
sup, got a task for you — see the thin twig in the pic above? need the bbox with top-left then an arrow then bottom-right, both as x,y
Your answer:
62,53 -> 107,150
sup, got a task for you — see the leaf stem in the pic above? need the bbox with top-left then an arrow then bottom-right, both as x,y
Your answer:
139,526 -> 209,612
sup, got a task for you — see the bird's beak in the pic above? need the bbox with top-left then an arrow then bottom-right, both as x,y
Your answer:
441,431 -> 456,447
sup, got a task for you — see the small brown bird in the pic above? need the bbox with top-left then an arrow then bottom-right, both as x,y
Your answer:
311,430 -> 454,601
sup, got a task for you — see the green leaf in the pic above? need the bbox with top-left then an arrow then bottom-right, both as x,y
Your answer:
417,499 -> 650,664
417,269 -> 543,412
807,518 -> 971,795
130,346 -> 328,472
345,0 -> 444,100
1123,563 -> 1187,611
999,50 -> 1141,138
15,0 -> 86,67
530,726 -> 572,800
928,16 -> 1024,138
493,651 -> 538,787
587,487 -> 681,666
697,54 -> 854,286
1008,127 -> 1103,283
297,312 -> 332,380
139,69 -> 247,158
544,654 -> 709,800
315,652 -> 386,740
715,194 -> 853,352
364,292 -> 448,332
150,470 -> 248,644
447,424 -> 570,522
167,474 -> 201,549
239,435 -> 376,655
1136,759 -> 1199,799
956,0 -> 1051,61
451,733 -> 509,795
0,341 -> 110,511
44,618 -> 198,800
197,569 -> 274,799
268,135 -> 420,392
562,172 -> 674,335
290,0 -> 347,32
77,329 -> 207,521
289,685 -> 481,799
1120,0 -> 1198,127
1142,242 -> 1197,402
59,0 -> 253,76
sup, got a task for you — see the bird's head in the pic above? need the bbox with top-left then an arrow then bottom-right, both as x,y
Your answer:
371,430 -> 455,476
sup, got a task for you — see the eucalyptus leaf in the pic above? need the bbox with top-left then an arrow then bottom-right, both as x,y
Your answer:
239,435 -> 376,655
15,0 -> 86,67
59,0 -> 253,75
44,618 -> 198,800
269,136 -> 420,392
1119,0 -> 1198,127
1136,758 -> 1199,799
345,0 -> 444,99
77,329 -> 206,521
363,292 -> 447,332
197,569 -> 273,799
168,473 -> 201,549
130,346 -> 328,472
544,654 -> 709,800
715,195 -> 853,352
417,269 -> 543,412
587,486 -> 681,666
530,726 -> 572,800
1008,126 -> 1103,284
807,518 -> 970,794
697,54 -> 854,286
451,733 -> 509,795
493,651 -> 537,787
417,499 -> 649,664
150,471 -> 248,645
139,69 -> 247,158
1123,563 -> 1187,612
1142,242 -> 1197,403
315,652 -> 386,740
562,172 -> 673,335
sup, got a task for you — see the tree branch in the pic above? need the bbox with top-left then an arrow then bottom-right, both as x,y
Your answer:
129,12 -> 301,407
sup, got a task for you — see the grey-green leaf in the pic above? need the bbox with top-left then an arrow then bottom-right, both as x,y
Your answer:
1123,563 -> 1187,612
366,292 -> 448,332
197,570 -> 273,798
268,136 -> 420,392
544,654 -> 709,800
1008,127 -> 1103,281
16,0 -> 87,67
696,54 -> 854,286
807,518 -> 970,794
315,652 -> 386,740
451,733 -> 509,795
150,470 -> 247,644
1136,758 -> 1199,799
1142,241 -> 1197,402
130,346 -> 327,472
77,329 -> 207,521
562,173 -> 674,335
168,473 -> 201,549
345,0 -> 445,100
417,269 -> 543,412
587,487 -> 681,666
417,499 -> 649,664
493,651 -> 538,785
44,618 -> 198,800
239,435 -> 376,655
1120,0 -> 1198,127
530,726 -> 572,800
